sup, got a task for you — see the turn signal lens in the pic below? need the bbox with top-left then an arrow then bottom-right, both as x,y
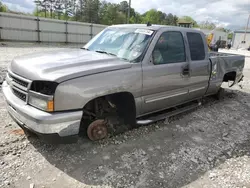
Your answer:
47,100 -> 54,112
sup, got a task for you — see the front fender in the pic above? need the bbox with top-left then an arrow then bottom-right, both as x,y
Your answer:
54,65 -> 142,113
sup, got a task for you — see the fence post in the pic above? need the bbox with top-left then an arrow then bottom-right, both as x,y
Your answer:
65,21 -> 68,43
90,23 -> 93,39
0,13 -> 2,41
35,17 -> 41,42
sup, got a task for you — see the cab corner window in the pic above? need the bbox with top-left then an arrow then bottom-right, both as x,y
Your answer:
153,31 -> 186,65
187,32 -> 205,61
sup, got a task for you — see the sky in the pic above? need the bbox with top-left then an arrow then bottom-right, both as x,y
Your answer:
2,0 -> 250,30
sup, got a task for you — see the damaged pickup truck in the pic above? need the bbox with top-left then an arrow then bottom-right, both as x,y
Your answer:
2,24 -> 245,143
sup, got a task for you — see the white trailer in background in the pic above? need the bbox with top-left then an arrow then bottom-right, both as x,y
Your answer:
232,30 -> 250,49
195,28 -> 228,47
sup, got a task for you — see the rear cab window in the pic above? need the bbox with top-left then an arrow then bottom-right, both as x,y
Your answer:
187,32 -> 205,61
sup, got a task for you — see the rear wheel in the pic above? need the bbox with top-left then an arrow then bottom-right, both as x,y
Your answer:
214,88 -> 225,100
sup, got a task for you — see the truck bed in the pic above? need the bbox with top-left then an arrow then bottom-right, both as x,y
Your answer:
209,51 -> 244,57
209,52 -> 245,78
206,52 -> 245,95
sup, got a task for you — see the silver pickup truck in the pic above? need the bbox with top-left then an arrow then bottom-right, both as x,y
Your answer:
2,24 -> 245,143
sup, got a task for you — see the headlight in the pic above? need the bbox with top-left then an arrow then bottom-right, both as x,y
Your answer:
28,81 -> 58,112
30,81 -> 58,95
28,92 -> 54,112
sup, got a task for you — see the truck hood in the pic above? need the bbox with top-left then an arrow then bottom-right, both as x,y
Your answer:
10,49 -> 132,82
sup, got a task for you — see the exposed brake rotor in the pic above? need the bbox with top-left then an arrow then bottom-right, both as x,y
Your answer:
87,119 -> 108,141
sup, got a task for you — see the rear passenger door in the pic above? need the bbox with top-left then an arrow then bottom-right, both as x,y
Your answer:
186,32 -> 210,100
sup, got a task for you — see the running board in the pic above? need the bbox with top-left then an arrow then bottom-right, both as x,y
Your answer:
136,101 -> 201,125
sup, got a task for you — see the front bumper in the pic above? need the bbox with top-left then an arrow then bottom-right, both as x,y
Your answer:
2,81 -> 83,141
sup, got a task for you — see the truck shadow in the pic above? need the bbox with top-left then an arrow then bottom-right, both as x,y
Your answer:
29,88 -> 250,188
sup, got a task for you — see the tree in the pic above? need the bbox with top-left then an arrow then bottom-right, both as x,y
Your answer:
228,33 -> 233,40
63,0 -> 75,20
130,12 -> 142,24
34,0 -> 49,18
34,0 -> 57,18
118,1 -> 135,23
84,0 -> 100,23
75,0 -> 101,23
0,1 -> 8,12
54,0 -> 64,19
179,16 -> 199,27
140,9 -> 178,26
142,9 -> 162,24
34,0 -> 75,20
52,0 -> 74,20
48,0 -> 56,18
99,2 -> 125,25
164,13 -> 178,26
119,1 -> 128,14
31,0 -> 182,27
199,21 -> 216,30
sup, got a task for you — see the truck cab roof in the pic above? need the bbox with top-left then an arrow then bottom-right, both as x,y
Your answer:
108,24 -> 204,34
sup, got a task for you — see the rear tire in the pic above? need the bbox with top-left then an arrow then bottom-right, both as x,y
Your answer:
214,88 -> 225,100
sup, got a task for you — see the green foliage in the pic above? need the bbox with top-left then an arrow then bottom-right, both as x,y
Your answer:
34,0 -> 76,19
0,1 -> 8,12
142,9 -> 162,24
228,33 -> 233,40
130,12 -> 143,24
2,0 -> 229,33
82,0 -> 100,23
99,2 -> 125,25
163,13 -> 178,26
32,0 -> 179,26
141,9 -> 178,26
34,0 -> 226,33
119,1 -> 128,14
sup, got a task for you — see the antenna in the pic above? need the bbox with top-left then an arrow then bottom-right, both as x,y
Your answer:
147,22 -> 152,27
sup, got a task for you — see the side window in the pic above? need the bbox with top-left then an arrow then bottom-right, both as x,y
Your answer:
187,32 -> 205,61
153,31 -> 186,65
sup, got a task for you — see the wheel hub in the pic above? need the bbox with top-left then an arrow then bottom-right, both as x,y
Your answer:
87,120 -> 108,141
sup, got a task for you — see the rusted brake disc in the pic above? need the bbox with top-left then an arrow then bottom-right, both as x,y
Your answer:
87,119 -> 108,141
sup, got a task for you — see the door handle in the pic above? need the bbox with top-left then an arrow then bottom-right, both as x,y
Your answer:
182,66 -> 189,76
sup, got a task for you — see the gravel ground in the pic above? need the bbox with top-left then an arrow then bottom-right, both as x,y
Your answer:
1,43 -> 250,188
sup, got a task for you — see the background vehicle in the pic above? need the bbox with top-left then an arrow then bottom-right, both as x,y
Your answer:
2,24 -> 245,143
206,30 -> 227,51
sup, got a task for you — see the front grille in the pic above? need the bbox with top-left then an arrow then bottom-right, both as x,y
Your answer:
9,74 -> 29,88
7,71 -> 31,103
12,88 -> 27,101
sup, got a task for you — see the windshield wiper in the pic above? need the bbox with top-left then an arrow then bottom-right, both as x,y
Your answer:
95,50 -> 130,62
95,50 -> 117,57
81,47 -> 89,50
120,57 -> 130,62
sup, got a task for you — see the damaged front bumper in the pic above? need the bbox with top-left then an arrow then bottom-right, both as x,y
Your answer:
2,81 -> 82,143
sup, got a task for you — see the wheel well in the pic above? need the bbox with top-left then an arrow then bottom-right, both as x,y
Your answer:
223,71 -> 236,82
80,92 -> 136,132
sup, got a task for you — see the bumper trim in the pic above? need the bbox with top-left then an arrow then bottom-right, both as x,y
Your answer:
2,81 -> 83,137
14,118 -> 78,144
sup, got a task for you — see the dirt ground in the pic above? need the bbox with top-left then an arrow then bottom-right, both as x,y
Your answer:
1,43 -> 250,188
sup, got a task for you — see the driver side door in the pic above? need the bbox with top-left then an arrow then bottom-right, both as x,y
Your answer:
141,30 -> 190,115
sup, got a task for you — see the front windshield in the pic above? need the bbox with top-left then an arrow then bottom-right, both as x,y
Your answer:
84,28 -> 154,62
